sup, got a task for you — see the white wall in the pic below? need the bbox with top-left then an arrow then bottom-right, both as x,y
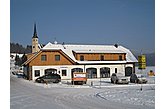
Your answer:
32,63 -> 134,81
32,65 -> 84,81
85,64 -> 125,77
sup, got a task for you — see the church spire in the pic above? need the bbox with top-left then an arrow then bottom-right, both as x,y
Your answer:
33,23 -> 38,38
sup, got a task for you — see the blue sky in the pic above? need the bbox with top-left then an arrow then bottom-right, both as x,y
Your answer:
10,0 -> 155,53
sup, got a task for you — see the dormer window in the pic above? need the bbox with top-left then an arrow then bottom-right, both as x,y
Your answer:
119,55 -> 123,61
80,55 -> 84,61
100,55 -> 104,61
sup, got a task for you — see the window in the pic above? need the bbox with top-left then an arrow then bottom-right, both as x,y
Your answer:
119,55 -> 122,60
41,55 -> 47,61
62,70 -> 67,76
80,55 -> 84,61
86,68 -> 97,78
100,67 -> 110,78
100,55 -> 104,61
55,55 -> 60,61
33,46 -> 35,48
115,68 -> 117,73
45,69 -> 57,75
35,70 -> 40,77
110,54 -> 114,60
71,68 -> 83,73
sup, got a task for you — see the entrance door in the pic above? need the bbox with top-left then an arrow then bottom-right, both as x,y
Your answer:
100,67 -> 110,78
125,67 -> 133,76
86,68 -> 97,79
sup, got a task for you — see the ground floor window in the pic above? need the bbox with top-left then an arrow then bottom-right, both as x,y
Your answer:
86,68 -> 97,79
45,68 -> 57,75
115,68 -> 117,73
100,67 -> 110,78
71,68 -> 83,73
35,70 -> 40,77
62,70 -> 67,76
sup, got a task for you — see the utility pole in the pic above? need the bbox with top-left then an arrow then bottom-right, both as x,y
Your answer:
100,74 -> 101,88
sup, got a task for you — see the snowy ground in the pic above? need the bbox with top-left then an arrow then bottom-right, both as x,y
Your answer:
10,73 -> 155,109
97,86 -> 155,107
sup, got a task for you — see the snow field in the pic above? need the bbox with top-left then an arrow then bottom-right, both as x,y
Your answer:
97,86 -> 155,107
11,73 -> 155,109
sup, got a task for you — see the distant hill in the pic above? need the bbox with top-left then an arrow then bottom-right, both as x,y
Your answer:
133,52 -> 155,66
145,53 -> 155,66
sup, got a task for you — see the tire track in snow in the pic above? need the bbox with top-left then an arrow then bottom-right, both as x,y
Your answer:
51,88 -> 110,109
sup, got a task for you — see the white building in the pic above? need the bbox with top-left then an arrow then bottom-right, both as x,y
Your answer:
23,42 -> 138,81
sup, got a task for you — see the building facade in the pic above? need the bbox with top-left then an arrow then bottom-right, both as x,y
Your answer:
23,42 -> 138,81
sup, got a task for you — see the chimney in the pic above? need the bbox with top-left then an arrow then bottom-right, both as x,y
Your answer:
114,44 -> 118,48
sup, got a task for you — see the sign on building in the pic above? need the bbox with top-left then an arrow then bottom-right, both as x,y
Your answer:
138,55 -> 146,69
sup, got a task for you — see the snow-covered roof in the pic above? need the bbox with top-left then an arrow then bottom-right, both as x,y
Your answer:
41,42 -> 138,64
73,50 -> 125,54
10,53 -> 24,59
76,61 -> 127,64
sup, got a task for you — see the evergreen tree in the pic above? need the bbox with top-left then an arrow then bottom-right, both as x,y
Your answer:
25,45 -> 32,53
21,53 -> 27,65
10,42 -> 32,54
15,54 -> 21,66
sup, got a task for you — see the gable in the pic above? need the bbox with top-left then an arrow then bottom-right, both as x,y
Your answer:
27,50 -> 75,66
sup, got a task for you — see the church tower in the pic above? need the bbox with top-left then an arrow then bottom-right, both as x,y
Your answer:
32,23 -> 40,53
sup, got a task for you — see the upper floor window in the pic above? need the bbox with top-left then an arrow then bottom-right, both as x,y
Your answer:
110,54 -> 114,60
119,55 -> 123,60
41,55 -> 47,61
100,55 -> 104,61
80,55 -> 84,61
55,55 -> 60,61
